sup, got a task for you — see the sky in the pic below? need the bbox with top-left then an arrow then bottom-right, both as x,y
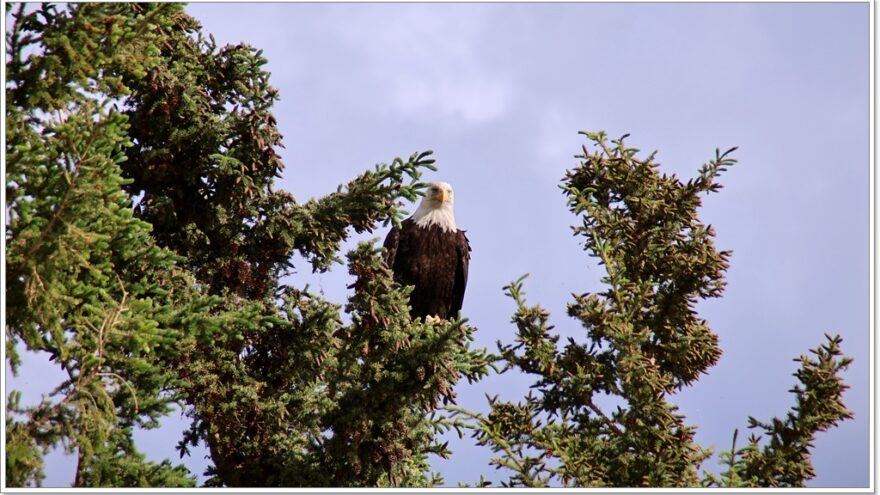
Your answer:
7,2 -> 870,488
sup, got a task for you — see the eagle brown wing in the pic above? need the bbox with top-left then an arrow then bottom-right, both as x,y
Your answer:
382,223 -> 401,274
449,230 -> 471,318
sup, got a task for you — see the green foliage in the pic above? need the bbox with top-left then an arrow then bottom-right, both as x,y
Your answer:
6,392 -> 44,487
449,132 -> 852,488
706,334 -> 853,487
6,3 -> 488,487
70,427 -> 196,488
6,5 -> 210,482
316,242 -> 491,486
170,241 -> 491,487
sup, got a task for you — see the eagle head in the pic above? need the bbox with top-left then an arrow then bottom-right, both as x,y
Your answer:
413,182 -> 458,232
425,182 -> 454,206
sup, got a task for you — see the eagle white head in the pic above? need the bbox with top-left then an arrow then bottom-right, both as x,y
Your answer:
412,182 -> 458,233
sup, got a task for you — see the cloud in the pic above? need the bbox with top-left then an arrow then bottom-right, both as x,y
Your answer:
317,4 -> 517,126
534,104 -> 581,162
390,73 -> 513,125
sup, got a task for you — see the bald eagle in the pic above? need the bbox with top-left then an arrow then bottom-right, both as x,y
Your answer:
383,182 -> 471,321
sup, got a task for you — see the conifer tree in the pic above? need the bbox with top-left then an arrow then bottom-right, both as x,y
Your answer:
6,3 -> 489,487
448,132 -> 852,487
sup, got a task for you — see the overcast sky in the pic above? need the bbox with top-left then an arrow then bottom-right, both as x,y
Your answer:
10,2 -> 870,488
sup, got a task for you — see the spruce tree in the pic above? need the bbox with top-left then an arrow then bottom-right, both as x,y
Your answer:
448,132 -> 852,487
6,3 -> 489,487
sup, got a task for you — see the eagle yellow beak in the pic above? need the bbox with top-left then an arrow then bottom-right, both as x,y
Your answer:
437,189 -> 448,203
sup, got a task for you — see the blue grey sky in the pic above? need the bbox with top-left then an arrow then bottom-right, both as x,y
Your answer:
9,2 -> 870,488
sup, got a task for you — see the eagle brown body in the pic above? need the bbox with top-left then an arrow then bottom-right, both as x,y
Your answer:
382,182 -> 470,321
383,218 -> 470,320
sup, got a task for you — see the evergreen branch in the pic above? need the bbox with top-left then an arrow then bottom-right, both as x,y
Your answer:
583,203 -> 626,313
738,334 -> 853,487
5,3 -> 27,80
23,108 -> 101,264
23,159 -> 82,262
96,372 -> 140,415
585,399 -> 624,437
